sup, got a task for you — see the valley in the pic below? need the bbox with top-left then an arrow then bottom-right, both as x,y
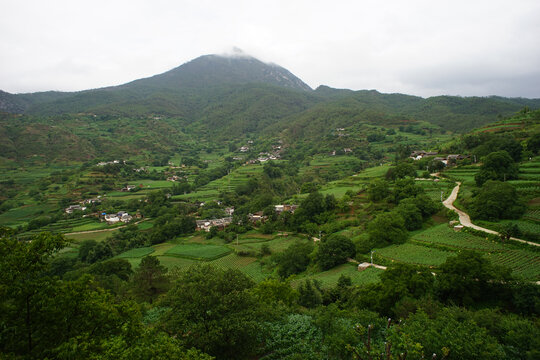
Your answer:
2,53 -> 540,359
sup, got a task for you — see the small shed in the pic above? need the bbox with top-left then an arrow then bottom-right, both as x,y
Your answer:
453,225 -> 464,232
358,262 -> 371,271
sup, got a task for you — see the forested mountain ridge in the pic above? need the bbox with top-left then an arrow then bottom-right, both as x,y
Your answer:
2,53 -> 540,163
1,53 -> 539,133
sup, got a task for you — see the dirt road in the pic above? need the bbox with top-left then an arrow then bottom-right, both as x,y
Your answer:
443,182 -> 539,247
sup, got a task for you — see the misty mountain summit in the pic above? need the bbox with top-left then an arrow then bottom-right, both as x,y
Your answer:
0,53 -> 311,115
133,53 -> 312,91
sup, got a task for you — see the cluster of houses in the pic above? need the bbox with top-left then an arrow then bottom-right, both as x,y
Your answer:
102,211 -> 134,225
65,197 -> 102,214
246,152 -> 281,164
410,150 -> 468,165
65,204 -> 87,214
238,140 -> 285,164
195,204 -> 298,232
97,160 -> 124,166
335,128 -> 349,137
166,175 -> 188,182
196,217 -> 233,232
330,148 -> 353,156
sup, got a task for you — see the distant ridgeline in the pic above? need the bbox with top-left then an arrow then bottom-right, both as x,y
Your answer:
1,53 -> 540,162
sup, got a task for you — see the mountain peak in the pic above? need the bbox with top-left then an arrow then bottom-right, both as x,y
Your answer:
153,53 -> 311,91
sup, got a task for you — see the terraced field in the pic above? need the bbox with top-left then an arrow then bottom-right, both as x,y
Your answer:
173,163 -> 264,202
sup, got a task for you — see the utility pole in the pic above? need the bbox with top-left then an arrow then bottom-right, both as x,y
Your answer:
371,250 -> 374,265
440,190 -> 443,202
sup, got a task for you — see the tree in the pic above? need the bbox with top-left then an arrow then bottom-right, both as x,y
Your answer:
273,241 -> 313,278
436,251 -> 513,306
132,256 -> 169,304
392,178 -> 424,204
317,234 -> 356,270
367,212 -> 408,246
0,232 -> 67,356
78,239 -> 98,262
393,199 -> 423,231
498,222 -> 520,243
475,150 -> 519,186
161,265 -> 266,359
367,179 -> 390,202
526,132 -> 540,155
297,279 -> 323,308
392,309 -> 505,360
0,232 -> 143,359
470,181 -> 526,220
263,314 -> 325,359
251,278 -> 298,306
386,162 -> 416,180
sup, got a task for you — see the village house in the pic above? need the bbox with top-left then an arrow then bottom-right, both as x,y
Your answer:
97,160 -> 121,166
248,211 -> 267,223
343,148 -> 353,153
196,217 -> 233,232
410,150 -> 439,160
239,146 -> 250,152
224,207 -> 235,216
82,197 -> 101,205
274,204 -> 298,214
65,204 -> 86,214
103,211 -> 133,224
121,185 -> 136,192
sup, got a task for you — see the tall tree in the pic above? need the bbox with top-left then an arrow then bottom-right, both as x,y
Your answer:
160,265 -> 267,359
132,256 -> 169,304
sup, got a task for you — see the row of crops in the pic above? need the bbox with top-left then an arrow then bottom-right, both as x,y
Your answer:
375,224 -> 540,281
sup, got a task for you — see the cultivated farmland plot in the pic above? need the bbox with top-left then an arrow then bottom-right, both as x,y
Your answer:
292,264 -> 383,288
395,224 -> 540,281
165,243 -> 231,260
116,247 -> 155,258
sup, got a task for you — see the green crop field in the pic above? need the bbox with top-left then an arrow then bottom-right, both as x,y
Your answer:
524,209 -> 540,222
230,236 -> 303,254
165,243 -> 231,260
116,247 -> 155,258
355,164 -> 392,179
411,224 -> 505,251
376,243 -> 454,266
65,230 -> 115,243
155,256 -> 197,270
292,264 -> 383,289
486,250 -> 540,280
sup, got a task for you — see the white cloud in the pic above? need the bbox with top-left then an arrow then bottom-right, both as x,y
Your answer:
0,0 -> 539,97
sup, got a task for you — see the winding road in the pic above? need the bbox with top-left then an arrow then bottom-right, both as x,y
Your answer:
442,182 -> 539,247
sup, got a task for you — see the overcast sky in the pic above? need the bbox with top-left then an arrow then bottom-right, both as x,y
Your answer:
1,0 -> 539,98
